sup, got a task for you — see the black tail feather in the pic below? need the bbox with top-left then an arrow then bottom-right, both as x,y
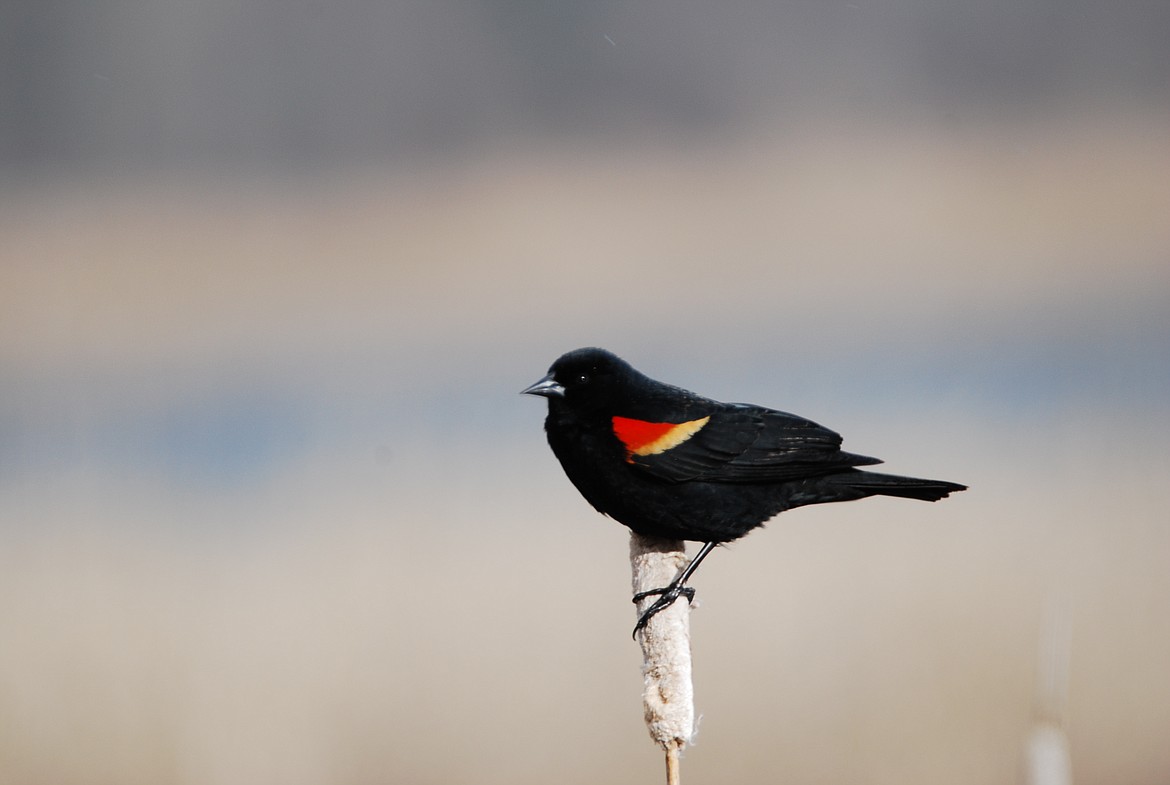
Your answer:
830,470 -> 967,502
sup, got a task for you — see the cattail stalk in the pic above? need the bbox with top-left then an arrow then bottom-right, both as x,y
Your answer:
629,533 -> 696,785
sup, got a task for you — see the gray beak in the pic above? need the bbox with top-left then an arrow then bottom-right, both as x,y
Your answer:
521,373 -> 565,398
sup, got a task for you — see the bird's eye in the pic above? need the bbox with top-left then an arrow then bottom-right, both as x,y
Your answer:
577,372 -> 590,385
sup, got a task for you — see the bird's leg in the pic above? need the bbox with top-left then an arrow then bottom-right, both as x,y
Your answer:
632,541 -> 717,635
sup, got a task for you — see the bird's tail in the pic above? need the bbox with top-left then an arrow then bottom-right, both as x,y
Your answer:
827,470 -> 967,502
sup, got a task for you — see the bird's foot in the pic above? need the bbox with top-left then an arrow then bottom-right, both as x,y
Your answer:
631,583 -> 696,637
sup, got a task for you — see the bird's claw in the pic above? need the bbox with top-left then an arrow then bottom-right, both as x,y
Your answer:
632,584 -> 696,604
631,583 -> 696,638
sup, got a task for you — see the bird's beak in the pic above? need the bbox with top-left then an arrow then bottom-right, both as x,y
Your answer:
520,373 -> 565,398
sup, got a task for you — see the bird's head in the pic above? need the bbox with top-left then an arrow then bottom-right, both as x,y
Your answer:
521,347 -> 639,416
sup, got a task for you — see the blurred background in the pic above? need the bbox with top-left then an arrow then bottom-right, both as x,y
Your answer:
2,2 -> 1168,784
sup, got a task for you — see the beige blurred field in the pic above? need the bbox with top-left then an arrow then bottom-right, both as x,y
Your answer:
2,113 -> 1169,785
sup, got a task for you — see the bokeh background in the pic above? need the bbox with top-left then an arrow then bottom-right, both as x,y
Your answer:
2,2 -> 1168,784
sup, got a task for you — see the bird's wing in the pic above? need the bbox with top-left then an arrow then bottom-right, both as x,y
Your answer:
613,405 -> 881,483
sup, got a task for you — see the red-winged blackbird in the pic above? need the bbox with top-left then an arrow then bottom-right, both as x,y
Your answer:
522,347 -> 966,632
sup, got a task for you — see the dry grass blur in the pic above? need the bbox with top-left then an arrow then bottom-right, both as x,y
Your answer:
1,113 -> 1169,785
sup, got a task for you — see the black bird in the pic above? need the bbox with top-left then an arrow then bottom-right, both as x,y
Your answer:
522,347 -> 966,633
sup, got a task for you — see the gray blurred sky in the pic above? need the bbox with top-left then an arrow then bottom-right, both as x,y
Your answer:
3,0 -> 1169,174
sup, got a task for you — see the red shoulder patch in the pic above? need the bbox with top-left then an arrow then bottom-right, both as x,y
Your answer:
612,415 -> 710,459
